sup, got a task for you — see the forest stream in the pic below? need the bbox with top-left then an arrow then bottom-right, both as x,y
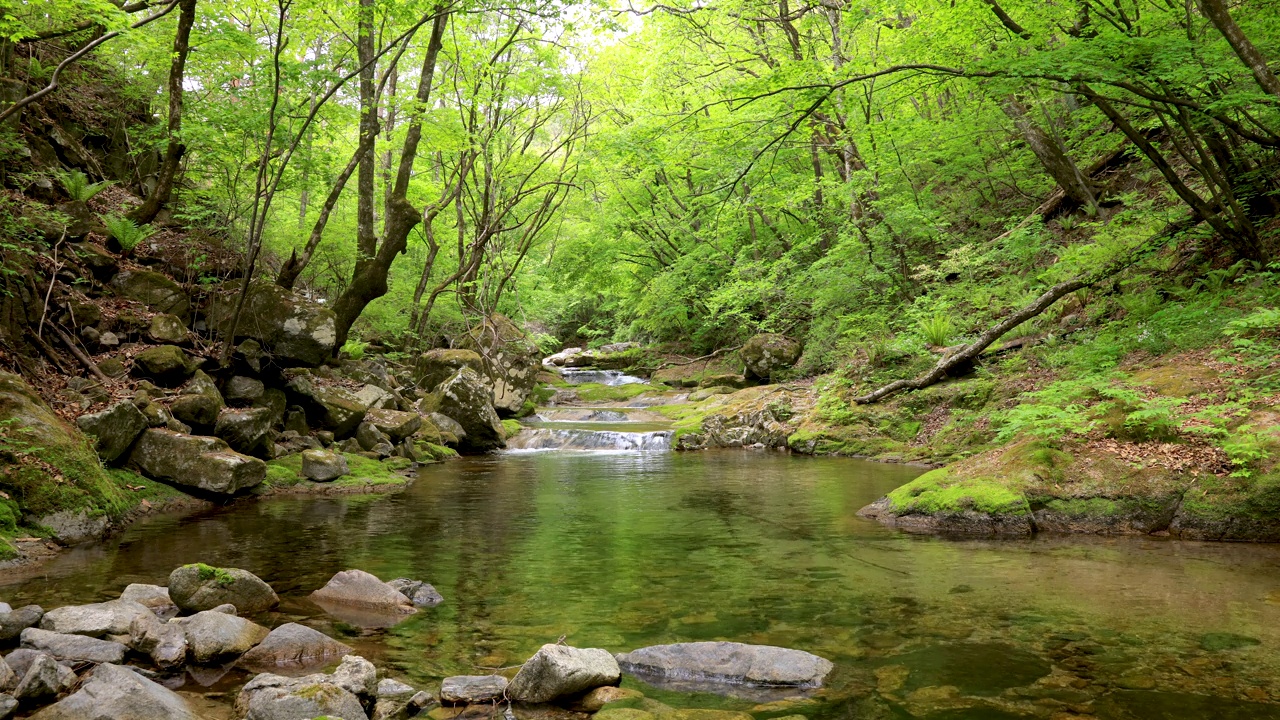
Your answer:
5,414 -> 1280,719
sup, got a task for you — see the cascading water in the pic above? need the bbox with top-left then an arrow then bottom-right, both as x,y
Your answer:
559,369 -> 647,386
505,427 -> 673,452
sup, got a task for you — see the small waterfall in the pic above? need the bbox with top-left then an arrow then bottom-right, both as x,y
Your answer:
535,409 -> 632,423
560,369 -> 647,386
505,427 -> 673,452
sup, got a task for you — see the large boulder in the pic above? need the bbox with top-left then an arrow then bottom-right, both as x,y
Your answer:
29,663 -> 198,720
285,375 -> 367,437
129,429 -> 266,494
239,623 -> 351,669
112,270 -> 190,321
363,408 -> 421,443
20,627 -> 126,664
12,653 -> 69,704
235,670 -> 366,720
75,401 -> 147,463
214,407 -> 274,456
309,570 -> 416,616
740,334 -> 802,381
180,610 -> 270,664
0,606 -> 43,642
127,613 -> 188,669
301,449 -> 349,482
171,370 -> 225,430
440,675 -> 508,704
225,376 -> 266,406
436,368 -> 504,453
506,644 -> 621,704
168,564 -> 280,614
414,349 -> 484,392
207,282 -> 338,367
456,315 -> 541,416
38,599 -> 152,638
147,313 -> 191,345
615,642 -> 832,689
131,345 -> 194,385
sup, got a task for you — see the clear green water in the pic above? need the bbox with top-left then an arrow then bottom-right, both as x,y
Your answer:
4,451 -> 1280,718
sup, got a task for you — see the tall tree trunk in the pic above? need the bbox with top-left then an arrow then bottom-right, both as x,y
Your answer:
354,0 -> 378,272
331,8 -> 448,349
1001,98 -> 1096,209
130,0 -> 197,224
1198,0 -> 1280,101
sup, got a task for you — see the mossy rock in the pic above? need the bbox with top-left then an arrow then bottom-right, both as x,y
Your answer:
501,419 -> 523,439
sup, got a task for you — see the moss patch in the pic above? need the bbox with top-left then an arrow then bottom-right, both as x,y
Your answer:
886,467 -> 1031,515
502,419 -> 523,438
571,383 -> 655,403
190,562 -> 236,587
336,454 -> 412,488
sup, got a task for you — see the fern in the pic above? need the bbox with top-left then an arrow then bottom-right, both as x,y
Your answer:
54,169 -> 113,202
101,215 -> 155,252
340,339 -> 369,360
917,313 -> 955,347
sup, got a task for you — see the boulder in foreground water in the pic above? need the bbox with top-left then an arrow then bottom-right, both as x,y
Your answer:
169,564 -> 280,614
29,663 -> 197,720
129,429 -> 266,494
310,570 -> 416,615
615,642 -> 832,689
21,628 -> 126,664
180,610 -> 270,664
506,644 -> 621,703
440,674 -> 508,704
436,367 -> 505,453
239,623 -> 352,668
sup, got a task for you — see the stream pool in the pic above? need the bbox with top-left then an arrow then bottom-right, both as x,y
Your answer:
4,451 -> 1280,718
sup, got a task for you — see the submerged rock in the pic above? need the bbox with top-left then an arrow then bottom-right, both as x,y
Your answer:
169,564 -> 280,614
29,663 -> 197,720
239,623 -> 351,668
436,368 -> 505,453
387,578 -> 443,607
506,644 -> 621,704
440,675 -> 508,704
310,570 -> 416,615
129,429 -> 266,494
615,642 -> 832,689
20,628 -> 126,664
75,401 -> 147,463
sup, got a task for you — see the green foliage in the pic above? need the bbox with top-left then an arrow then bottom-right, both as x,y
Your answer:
192,562 -> 237,587
101,215 -> 155,252
530,332 -> 560,355
917,314 -> 955,347
1221,427 -> 1272,478
53,169 -> 113,202
341,339 -> 369,360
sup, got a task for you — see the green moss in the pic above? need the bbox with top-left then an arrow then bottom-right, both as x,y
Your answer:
333,454 -> 412,488
260,454 -> 307,491
573,383 -> 653,402
0,536 -> 16,561
530,384 -> 557,403
886,467 -> 1030,515
189,562 -> 236,587
1036,497 -> 1123,517
502,419 -> 523,438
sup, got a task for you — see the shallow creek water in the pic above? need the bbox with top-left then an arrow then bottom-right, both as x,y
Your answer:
5,451 -> 1280,718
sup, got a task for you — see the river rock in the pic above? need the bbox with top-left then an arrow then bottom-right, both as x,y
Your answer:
171,370 -> 225,430
214,406 -> 274,456
129,429 -> 266,494
38,599 -> 152,638
387,578 -> 443,607
301,449 -> 349,482
309,570 -> 416,615
0,694 -> 13,720
507,644 -> 621,703
414,349 -> 485,392
181,610 -> 270,664
20,628 -> 126,664
147,313 -> 191,345
33,510 -> 109,546
168,564 -> 279,614
235,671 -> 366,720
0,656 -> 14,692
131,345 -> 194,385
119,584 -> 175,615
285,375 -> 367,436
12,654 -> 65,703
112,270 -> 190,321
0,606 -> 43,642
364,408 -> 421,443
239,623 -> 351,668
436,368 -> 504,453
356,421 -> 391,452
354,384 -> 397,411
207,282 -> 338,367
428,412 -> 465,444
615,642 -> 832,689
75,401 -> 147,463
127,613 -> 187,669
456,314 -> 541,416
331,654 -> 378,700
29,663 -> 198,720
575,686 -> 644,712
225,376 -> 266,405
2,650 -> 52,680
377,678 -> 416,701
441,675 -> 508,704
741,334 -> 802,381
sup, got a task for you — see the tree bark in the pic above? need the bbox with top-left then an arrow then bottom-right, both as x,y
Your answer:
1002,98 -> 1096,209
354,0 -> 378,266
130,0 -> 197,224
1198,0 -> 1280,101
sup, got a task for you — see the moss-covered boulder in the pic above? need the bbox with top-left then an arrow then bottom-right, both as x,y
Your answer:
207,282 -> 337,367
285,374 -> 367,437
169,563 -> 280,614
132,345 -> 195,385
76,400 -> 148,464
436,368 -> 505,453
111,270 -> 190,321
363,408 -> 421,443
413,348 -> 484,392
741,333 -> 802,381
214,407 -> 274,457
456,314 -> 541,416
171,370 -> 225,430
147,312 -> 191,344
128,429 -> 266,494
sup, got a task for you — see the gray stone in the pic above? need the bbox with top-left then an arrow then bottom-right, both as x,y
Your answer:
456,314 -> 541,416
29,663 -> 197,720
300,449 -> 349,482
436,367 -> 505,453
168,564 -> 279,614
2,650 -> 47,679
214,406 -> 274,456
20,628 -> 126,664
285,375 -> 367,436
112,270 -> 190,320
413,349 -> 484,392
615,642 -> 832,689
363,408 -> 421,443
180,610 -> 270,664
13,653 -> 62,703
740,334 -> 803,381
377,678 -> 416,700
30,511 -> 108,545
225,376 -> 266,405
429,413 -> 466,441
506,644 -> 621,703
171,370 -> 225,429
119,584 -> 175,615
354,384 -> 397,411
356,422 -> 391,452
235,671 -> 366,720
331,654 -> 377,699
127,613 -> 187,669
131,345 -> 193,385
147,313 -> 190,345
129,429 -> 266,494
0,603 -> 11,615
440,675 -> 508,704
76,401 -> 147,463
208,282 -> 337,367
387,578 -> 443,607
239,623 -> 351,668
38,599 -> 152,638
370,441 -> 394,458
310,570 -> 416,615
0,656 -> 13,692
0,694 -> 14,720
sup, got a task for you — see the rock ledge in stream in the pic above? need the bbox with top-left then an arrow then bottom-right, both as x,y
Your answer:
169,564 -> 280,614
129,429 -> 265,494
506,644 -> 621,703
615,642 -> 833,689
239,623 -> 351,668
29,663 -> 197,720
310,570 -> 417,614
